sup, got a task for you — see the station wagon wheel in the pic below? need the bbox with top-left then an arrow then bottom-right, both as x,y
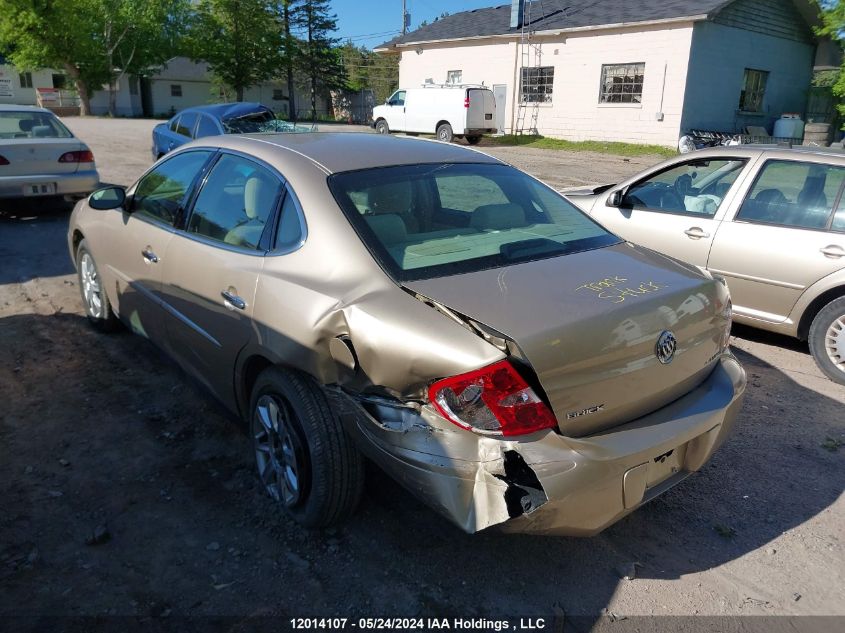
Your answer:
249,367 -> 365,527
436,123 -> 453,143
75,239 -> 119,332
809,296 -> 845,385
375,119 -> 389,135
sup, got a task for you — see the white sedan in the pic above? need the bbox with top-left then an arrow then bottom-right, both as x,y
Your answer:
0,105 -> 99,201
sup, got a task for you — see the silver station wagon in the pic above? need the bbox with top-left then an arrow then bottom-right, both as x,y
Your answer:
68,134 -> 745,534
566,146 -> 845,385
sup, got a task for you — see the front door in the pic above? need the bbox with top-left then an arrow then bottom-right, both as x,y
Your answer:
707,158 -> 845,323
384,90 -> 406,132
493,84 -> 507,134
591,157 -> 751,267
161,152 -> 284,406
106,149 -> 213,344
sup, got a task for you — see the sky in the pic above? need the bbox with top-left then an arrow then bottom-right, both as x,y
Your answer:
333,0 -> 496,48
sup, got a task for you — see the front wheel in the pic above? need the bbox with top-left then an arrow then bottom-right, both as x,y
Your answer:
436,123 -> 454,143
76,239 -> 119,332
375,119 -> 389,135
466,135 -> 482,145
250,367 -> 364,527
808,296 -> 845,385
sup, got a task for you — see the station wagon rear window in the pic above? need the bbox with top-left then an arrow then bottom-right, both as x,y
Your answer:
329,163 -> 619,281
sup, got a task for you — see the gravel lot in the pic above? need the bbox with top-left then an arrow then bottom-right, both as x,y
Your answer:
1,117 -> 843,629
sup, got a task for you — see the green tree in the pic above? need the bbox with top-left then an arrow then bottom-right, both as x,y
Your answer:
190,0 -> 283,102
276,0 -> 302,120
0,0 -> 187,116
818,0 -> 845,118
295,0 -> 345,119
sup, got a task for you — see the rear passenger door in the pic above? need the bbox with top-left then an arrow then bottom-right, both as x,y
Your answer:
707,158 -> 845,323
161,152 -> 284,406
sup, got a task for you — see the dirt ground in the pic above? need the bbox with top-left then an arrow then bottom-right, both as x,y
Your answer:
1,118 -> 843,630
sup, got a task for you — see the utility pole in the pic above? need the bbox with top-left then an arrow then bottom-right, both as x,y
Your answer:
402,0 -> 408,34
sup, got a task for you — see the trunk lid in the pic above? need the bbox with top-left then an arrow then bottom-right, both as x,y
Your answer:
0,138 -> 86,177
405,243 -> 727,437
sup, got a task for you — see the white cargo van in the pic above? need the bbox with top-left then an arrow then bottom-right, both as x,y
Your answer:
372,85 -> 497,144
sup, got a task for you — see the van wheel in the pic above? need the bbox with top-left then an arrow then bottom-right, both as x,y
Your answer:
466,135 -> 482,145
250,367 -> 365,527
436,123 -> 453,143
375,119 -> 389,135
808,296 -> 845,385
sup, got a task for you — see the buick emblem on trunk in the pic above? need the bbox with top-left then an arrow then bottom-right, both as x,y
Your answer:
655,330 -> 677,364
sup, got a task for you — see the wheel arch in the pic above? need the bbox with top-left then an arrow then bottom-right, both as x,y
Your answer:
797,284 -> 845,341
435,120 -> 452,132
71,229 -> 85,258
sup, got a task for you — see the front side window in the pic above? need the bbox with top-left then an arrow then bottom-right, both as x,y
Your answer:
736,160 -> 845,230
186,154 -> 282,250
132,151 -> 212,225
0,111 -> 73,139
176,112 -> 197,137
599,63 -> 645,104
739,69 -> 768,113
446,70 -> 462,85
624,158 -> 748,216
329,163 -> 618,281
387,90 -> 406,106
520,66 -> 554,103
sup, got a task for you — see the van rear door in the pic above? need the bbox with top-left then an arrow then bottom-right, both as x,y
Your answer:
466,89 -> 496,133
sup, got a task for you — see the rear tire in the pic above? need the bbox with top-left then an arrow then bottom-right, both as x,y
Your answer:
466,135 -> 482,145
375,119 -> 389,135
808,296 -> 845,385
436,123 -> 454,143
250,367 -> 365,527
76,239 -> 119,332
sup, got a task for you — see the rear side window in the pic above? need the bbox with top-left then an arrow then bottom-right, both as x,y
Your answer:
186,154 -> 282,250
132,151 -> 212,225
195,115 -> 219,139
736,160 -> 845,230
329,163 -> 618,281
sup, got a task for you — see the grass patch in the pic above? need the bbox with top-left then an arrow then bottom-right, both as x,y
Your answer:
489,134 -> 677,158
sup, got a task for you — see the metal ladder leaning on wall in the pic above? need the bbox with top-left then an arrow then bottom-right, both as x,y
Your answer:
514,0 -> 546,135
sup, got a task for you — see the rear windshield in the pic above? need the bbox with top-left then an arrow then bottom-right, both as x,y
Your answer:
0,111 -> 73,139
329,163 -> 619,281
222,110 -> 276,133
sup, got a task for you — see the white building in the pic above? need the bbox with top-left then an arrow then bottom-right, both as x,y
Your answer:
375,0 -> 827,147
0,56 -> 323,118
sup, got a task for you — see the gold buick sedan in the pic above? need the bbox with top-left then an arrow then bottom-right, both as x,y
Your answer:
68,133 -> 745,535
566,146 -> 845,385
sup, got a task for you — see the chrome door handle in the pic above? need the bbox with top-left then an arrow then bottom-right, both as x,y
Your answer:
141,248 -> 159,263
684,227 -> 710,239
820,245 -> 844,258
221,290 -> 246,310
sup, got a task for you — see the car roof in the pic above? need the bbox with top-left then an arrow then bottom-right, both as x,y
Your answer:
202,133 -> 505,174
0,104 -> 54,114
681,144 -> 845,161
178,102 -> 271,120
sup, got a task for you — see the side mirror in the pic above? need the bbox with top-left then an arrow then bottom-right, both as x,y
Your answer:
88,186 -> 126,210
607,189 -> 625,208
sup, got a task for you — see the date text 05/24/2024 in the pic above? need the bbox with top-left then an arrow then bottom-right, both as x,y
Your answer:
289,618 -> 548,631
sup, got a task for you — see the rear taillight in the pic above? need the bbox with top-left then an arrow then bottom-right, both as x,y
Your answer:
0,155 -> 9,165
58,150 -> 95,163
428,360 -> 558,436
464,95 -> 470,108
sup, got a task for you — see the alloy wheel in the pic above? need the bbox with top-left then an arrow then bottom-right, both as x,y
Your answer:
253,394 -> 308,507
824,314 -> 845,375
80,253 -> 103,319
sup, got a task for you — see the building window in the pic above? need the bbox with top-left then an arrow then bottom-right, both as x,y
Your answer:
272,88 -> 284,101
171,84 -> 182,97
51,74 -> 67,89
19,72 -> 33,88
446,70 -> 462,85
739,68 -> 768,113
520,66 -> 554,103
599,63 -> 645,104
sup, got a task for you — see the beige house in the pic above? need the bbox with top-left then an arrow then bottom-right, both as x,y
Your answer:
376,0 -> 826,147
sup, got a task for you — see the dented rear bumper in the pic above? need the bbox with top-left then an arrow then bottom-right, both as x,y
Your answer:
334,352 -> 746,536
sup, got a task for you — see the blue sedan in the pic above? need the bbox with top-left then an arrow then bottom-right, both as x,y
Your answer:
151,102 -> 308,159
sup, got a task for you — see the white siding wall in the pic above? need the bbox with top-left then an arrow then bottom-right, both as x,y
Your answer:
89,75 -> 143,116
0,66 -> 62,106
397,23 -> 695,146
